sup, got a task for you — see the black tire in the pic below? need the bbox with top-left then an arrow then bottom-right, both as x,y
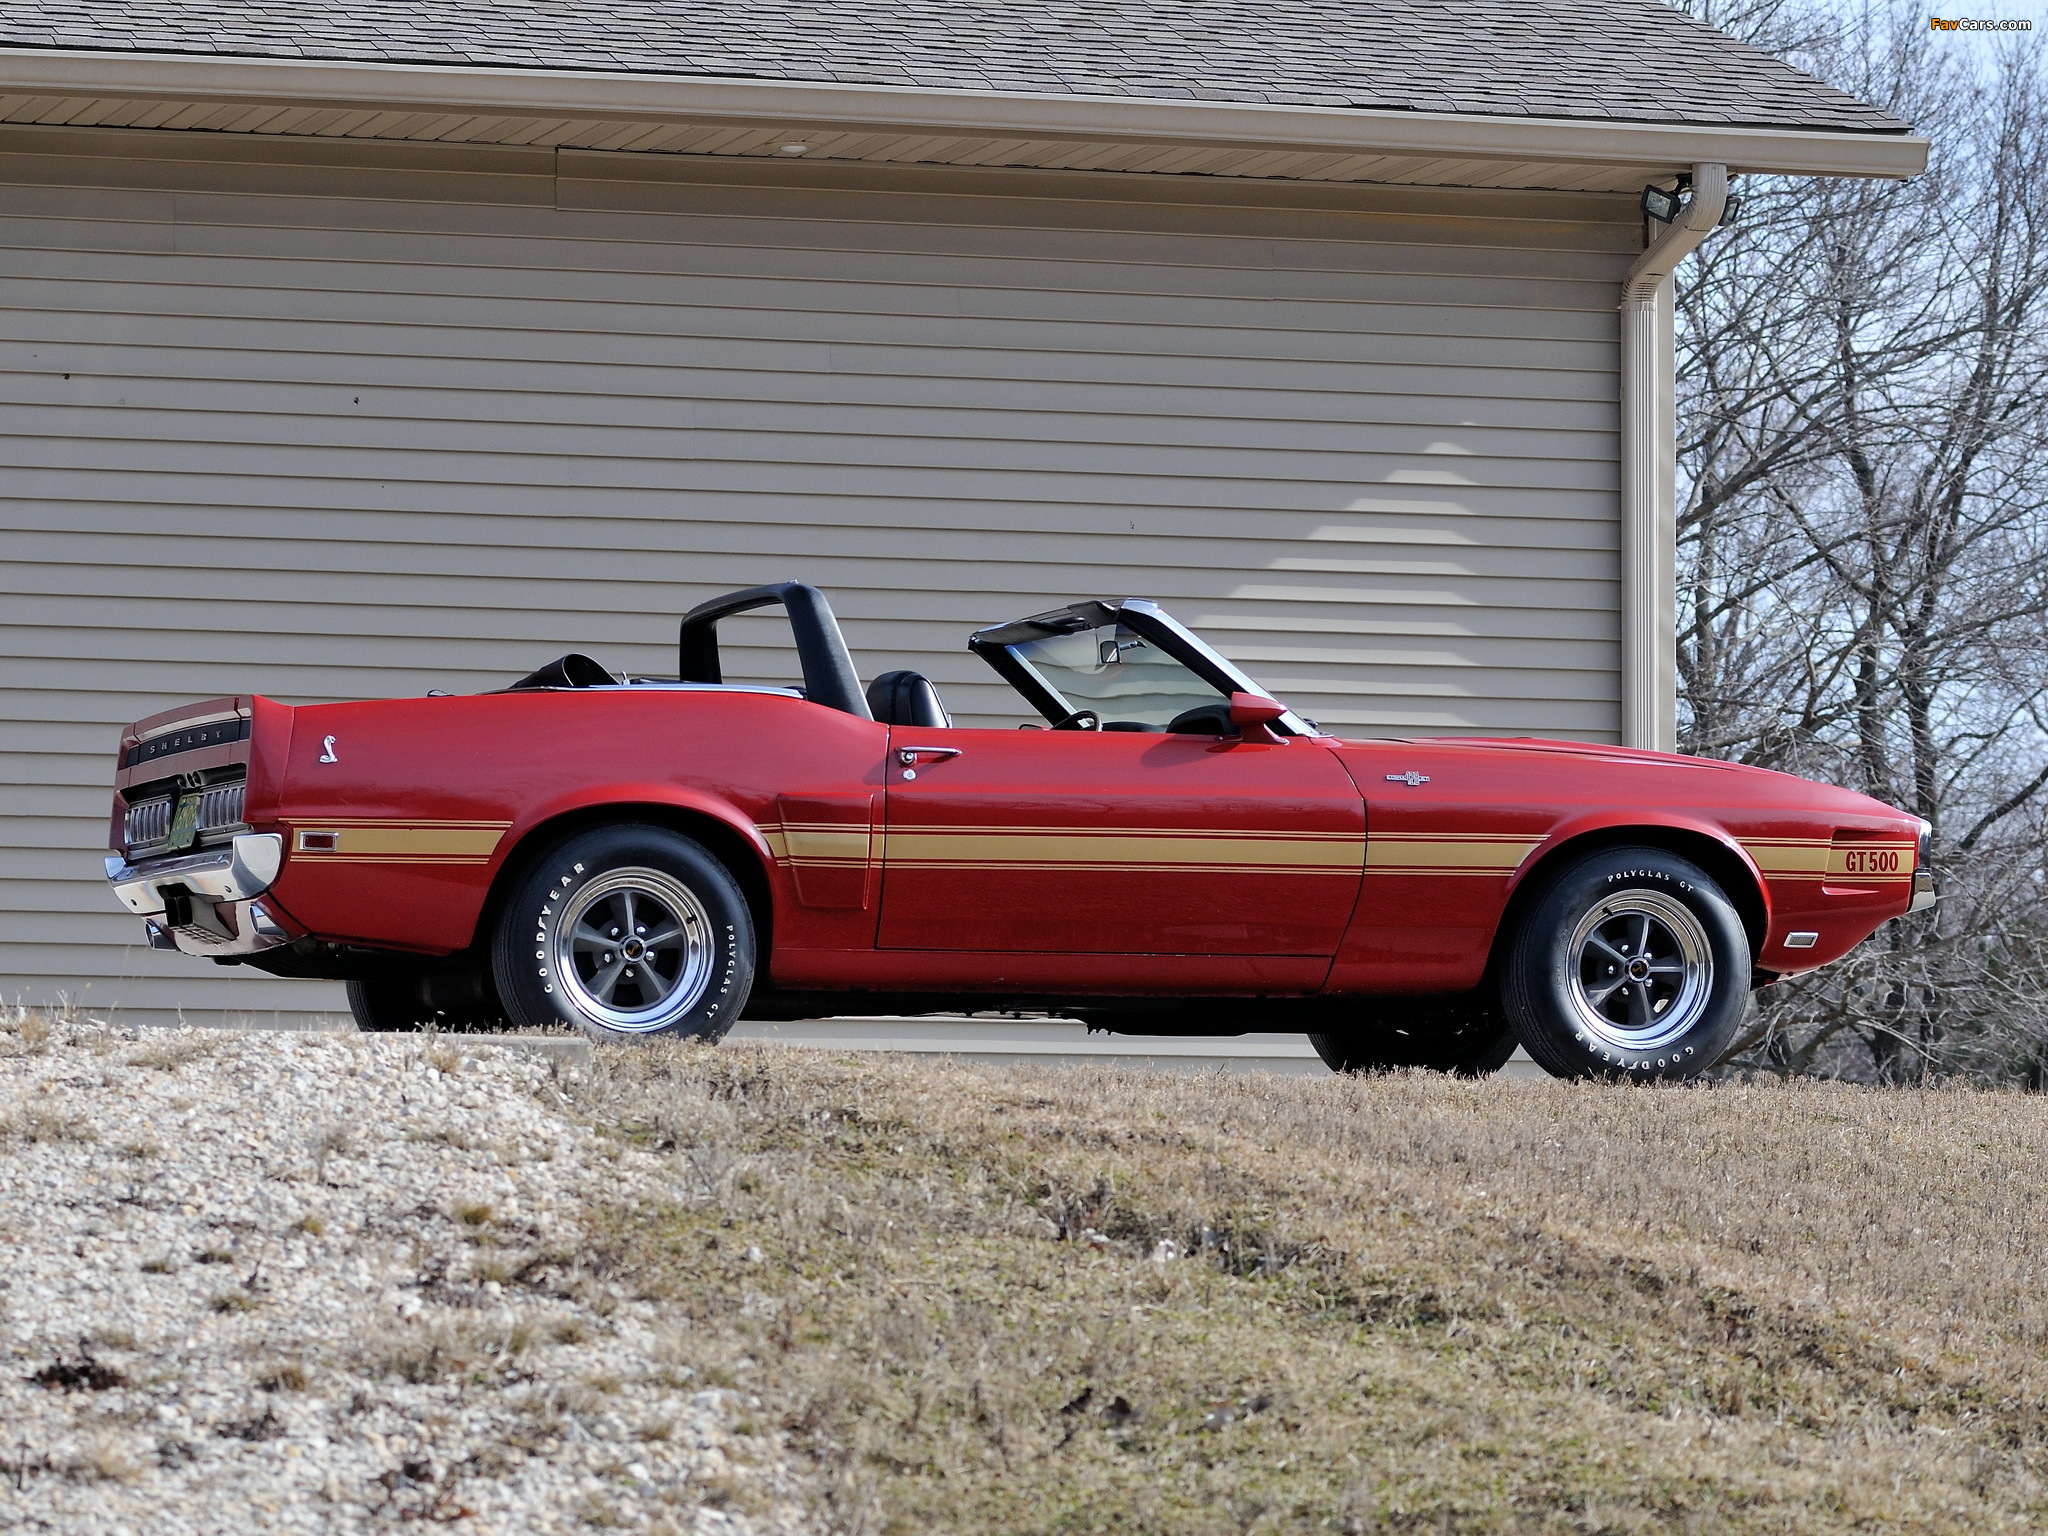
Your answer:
491,824 -> 754,1043
346,970 -> 505,1034
1307,992 -> 1518,1077
1503,846 -> 1749,1081
346,978 -> 426,1033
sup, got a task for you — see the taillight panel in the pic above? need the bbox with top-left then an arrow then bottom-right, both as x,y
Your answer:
120,770 -> 247,858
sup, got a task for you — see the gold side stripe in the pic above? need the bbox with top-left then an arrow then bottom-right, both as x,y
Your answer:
291,822 -> 509,858
786,829 -> 872,860
760,822 -> 1546,876
1370,831 -> 1544,842
762,821 -> 1359,841
287,819 -> 511,831
300,856 -> 494,866
887,823 -> 1364,843
884,861 -> 1357,876
1745,847 -> 1831,874
1736,843 -> 1908,856
759,828 -> 874,863
285,818 -> 512,825
1740,839 -> 1916,878
1759,872 -> 1914,883
1367,839 -> 1541,872
879,831 -> 1364,869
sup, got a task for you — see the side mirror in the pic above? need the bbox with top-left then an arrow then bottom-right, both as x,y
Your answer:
1228,692 -> 1288,745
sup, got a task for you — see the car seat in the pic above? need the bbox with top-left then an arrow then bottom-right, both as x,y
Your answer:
865,670 -> 952,728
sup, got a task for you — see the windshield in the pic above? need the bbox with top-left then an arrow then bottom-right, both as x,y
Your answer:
1009,624 -> 1230,731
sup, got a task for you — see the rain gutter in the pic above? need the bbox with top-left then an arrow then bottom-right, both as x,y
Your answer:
1619,163 -> 1729,753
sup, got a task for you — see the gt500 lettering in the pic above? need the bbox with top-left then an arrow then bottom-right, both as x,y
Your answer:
1839,848 -> 1903,875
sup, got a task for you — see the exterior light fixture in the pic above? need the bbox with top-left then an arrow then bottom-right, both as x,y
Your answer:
777,143 -> 811,156
1643,176 -> 1741,229
1641,172 -> 1695,225
1641,184 -> 1685,224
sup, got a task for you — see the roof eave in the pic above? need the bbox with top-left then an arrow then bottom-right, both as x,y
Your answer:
0,48 -> 1931,181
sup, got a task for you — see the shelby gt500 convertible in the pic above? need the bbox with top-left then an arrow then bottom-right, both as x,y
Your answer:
104,583 -> 1932,1080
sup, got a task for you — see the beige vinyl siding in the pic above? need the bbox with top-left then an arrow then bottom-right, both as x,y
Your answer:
0,125 -> 1634,1024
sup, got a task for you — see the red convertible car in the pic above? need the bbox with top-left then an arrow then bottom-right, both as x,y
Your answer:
104,583 -> 1930,1080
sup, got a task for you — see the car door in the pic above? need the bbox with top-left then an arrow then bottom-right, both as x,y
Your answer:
878,725 -> 1365,960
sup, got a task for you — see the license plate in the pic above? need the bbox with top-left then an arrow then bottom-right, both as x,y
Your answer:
167,795 -> 200,852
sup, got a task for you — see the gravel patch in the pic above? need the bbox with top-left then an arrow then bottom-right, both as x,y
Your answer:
0,1012 -> 812,1535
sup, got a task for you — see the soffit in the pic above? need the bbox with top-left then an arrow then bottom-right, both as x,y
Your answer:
0,50 -> 1930,193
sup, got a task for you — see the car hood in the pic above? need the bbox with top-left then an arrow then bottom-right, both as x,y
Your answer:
1370,736 -> 1910,821
1405,737 -> 1751,770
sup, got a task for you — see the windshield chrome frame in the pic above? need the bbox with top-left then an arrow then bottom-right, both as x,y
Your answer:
967,598 -> 1315,736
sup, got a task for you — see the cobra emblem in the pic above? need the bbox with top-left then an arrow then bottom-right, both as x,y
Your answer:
319,735 -> 339,763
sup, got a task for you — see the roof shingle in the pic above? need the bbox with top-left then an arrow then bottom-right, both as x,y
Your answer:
0,0 -> 1909,135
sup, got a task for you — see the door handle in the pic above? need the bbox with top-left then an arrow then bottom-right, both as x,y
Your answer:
896,746 -> 963,766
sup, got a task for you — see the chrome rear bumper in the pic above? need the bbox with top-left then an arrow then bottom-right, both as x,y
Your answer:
105,833 -> 290,957
1911,869 -> 1938,912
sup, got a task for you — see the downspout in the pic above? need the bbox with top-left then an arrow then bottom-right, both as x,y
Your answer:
1619,162 -> 1726,752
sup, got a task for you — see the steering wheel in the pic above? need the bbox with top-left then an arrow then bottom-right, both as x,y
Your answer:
1050,709 -> 1101,732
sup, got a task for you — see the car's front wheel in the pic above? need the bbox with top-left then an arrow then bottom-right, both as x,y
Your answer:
1503,846 -> 1749,1081
1307,992 -> 1518,1077
492,824 -> 755,1042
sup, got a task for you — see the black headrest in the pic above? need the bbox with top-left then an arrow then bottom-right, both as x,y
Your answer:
507,653 -> 617,691
865,670 -> 951,729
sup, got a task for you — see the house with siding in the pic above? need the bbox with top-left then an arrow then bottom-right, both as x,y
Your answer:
0,1 -> 1922,1025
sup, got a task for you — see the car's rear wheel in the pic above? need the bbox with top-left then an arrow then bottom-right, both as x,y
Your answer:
1307,992 -> 1518,1077
1503,846 -> 1749,1081
346,978 -> 424,1033
492,824 -> 755,1042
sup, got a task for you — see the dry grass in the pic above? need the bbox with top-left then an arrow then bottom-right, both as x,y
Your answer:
0,1104 -> 95,1145
123,1033 -> 220,1073
311,1123 -> 353,1184
566,1046 -> 2048,1536
63,1435 -> 144,1486
4,1007 -> 57,1054
371,1316 -> 540,1385
452,1199 -> 497,1227
256,1361 -> 309,1393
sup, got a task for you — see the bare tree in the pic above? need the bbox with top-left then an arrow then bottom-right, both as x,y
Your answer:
1675,3 -> 2048,1081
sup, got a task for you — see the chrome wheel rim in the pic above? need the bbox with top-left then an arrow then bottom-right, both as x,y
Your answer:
1565,891 -> 1712,1052
553,868 -> 713,1033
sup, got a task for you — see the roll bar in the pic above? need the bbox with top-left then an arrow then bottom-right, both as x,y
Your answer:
677,582 -> 872,720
